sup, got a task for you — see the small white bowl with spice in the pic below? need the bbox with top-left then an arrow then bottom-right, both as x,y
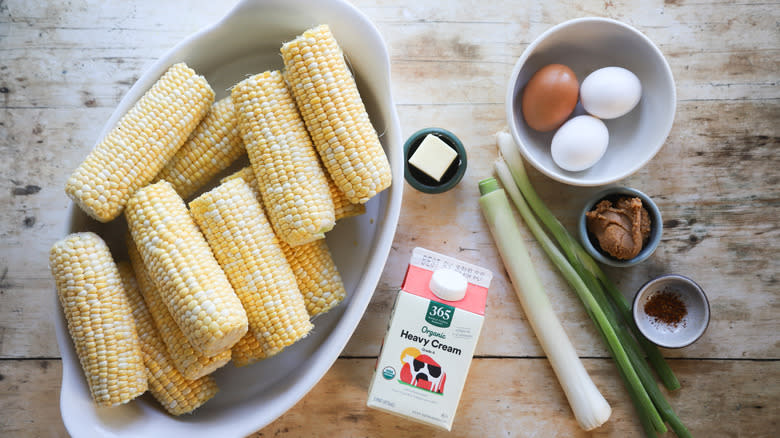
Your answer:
633,274 -> 711,348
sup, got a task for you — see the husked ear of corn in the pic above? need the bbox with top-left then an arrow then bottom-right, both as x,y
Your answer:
222,165 -> 364,221
154,97 -> 245,200
281,239 -> 346,317
49,232 -> 147,407
232,70 -> 335,247
231,332 -> 267,367
66,63 -> 214,222
220,167 -> 346,315
117,262 -> 218,415
190,178 -> 313,358
281,24 -> 392,204
326,172 -> 366,220
125,180 -> 248,357
221,167 -> 260,197
127,236 -> 230,379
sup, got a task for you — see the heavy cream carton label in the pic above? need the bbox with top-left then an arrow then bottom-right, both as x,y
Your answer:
367,248 -> 492,431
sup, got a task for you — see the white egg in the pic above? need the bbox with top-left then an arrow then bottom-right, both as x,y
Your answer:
551,115 -> 609,172
580,67 -> 642,119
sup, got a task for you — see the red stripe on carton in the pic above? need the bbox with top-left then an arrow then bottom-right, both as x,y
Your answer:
402,265 -> 488,315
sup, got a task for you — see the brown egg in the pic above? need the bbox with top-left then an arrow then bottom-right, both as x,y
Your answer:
521,64 -> 579,132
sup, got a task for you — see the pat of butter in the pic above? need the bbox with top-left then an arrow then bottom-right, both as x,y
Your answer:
408,134 -> 458,182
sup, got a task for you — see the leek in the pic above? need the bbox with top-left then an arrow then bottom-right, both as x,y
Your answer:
478,178 -> 612,431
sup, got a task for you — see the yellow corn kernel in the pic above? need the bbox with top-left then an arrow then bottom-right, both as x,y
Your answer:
125,180 -> 248,357
154,97 -> 245,200
117,262 -> 218,415
281,25 -> 392,204
231,70 -> 335,247
190,178 -> 312,358
127,236 -> 230,379
49,232 -> 147,407
66,63 -> 214,222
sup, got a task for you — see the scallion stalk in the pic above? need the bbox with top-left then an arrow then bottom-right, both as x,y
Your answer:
478,179 -> 612,431
496,131 -> 679,392
493,131 -> 691,437
492,164 -> 666,435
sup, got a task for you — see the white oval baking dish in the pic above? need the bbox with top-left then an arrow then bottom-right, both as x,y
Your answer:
54,0 -> 403,436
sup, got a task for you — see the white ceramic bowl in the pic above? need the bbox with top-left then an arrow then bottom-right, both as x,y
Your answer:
54,0 -> 403,436
633,275 -> 710,349
506,17 -> 676,186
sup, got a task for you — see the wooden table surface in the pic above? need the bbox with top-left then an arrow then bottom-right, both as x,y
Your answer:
1,0 -> 778,436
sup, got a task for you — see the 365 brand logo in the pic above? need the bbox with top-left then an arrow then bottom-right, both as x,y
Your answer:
425,301 -> 454,328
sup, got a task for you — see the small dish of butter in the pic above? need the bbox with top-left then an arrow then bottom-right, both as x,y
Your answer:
404,128 -> 467,194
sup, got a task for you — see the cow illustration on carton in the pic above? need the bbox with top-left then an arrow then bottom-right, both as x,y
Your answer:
399,347 -> 446,394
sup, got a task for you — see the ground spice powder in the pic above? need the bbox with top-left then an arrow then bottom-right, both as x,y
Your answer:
644,290 -> 687,326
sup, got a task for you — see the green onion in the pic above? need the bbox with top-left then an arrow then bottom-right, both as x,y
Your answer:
496,131 -> 680,392
492,131 -> 691,437
478,179 -> 612,431
490,164 -> 666,435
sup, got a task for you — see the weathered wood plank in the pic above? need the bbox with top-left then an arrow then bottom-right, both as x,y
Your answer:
0,0 -> 233,30
0,359 -> 67,438
2,358 -> 777,437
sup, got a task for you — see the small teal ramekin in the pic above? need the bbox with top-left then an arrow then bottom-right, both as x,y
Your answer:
403,128 -> 467,194
579,186 -> 663,267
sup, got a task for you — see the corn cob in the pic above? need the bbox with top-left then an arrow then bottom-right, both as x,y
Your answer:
221,167 -> 260,197
221,167 -> 347,315
127,236 -> 230,379
66,63 -> 214,222
125,180 -> 248,356
281,238 -> 346,316
326,174 -> 366,220
232,70 -> 335,247
222,165 -> 364,221
281,25 -> 392,204
49,232 -> 147,407
117,262 -> 218,415
154,97 -> 244,200
190,178 -> 313,358
231,332 -> 267,367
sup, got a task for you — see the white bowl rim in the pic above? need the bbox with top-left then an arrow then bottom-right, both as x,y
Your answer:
55,0 -> 403,436
505,16 -> 677,186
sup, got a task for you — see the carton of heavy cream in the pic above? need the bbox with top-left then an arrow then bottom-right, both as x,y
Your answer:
367,247 -> 492,431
